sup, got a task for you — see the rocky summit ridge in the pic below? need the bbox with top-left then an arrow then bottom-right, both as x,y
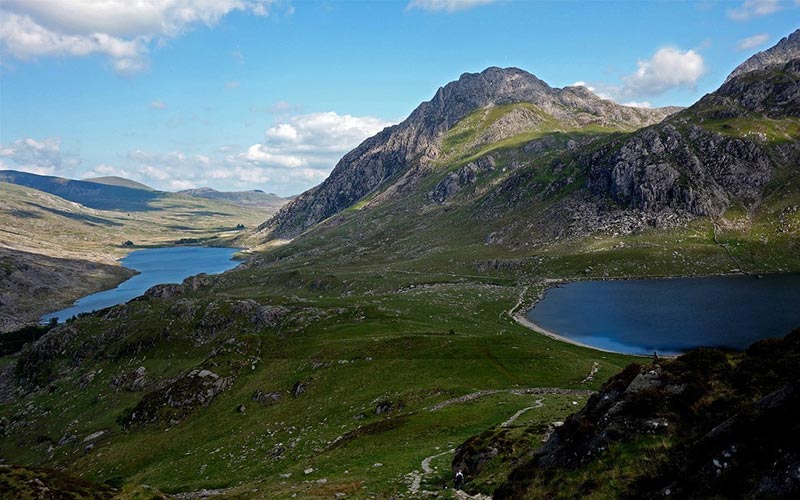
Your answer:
726,28 -> 800,82
255,67 -> 678,241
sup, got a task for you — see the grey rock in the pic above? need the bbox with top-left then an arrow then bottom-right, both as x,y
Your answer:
727,29 -> 800,81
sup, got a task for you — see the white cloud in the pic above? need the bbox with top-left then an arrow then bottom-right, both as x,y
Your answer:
231,49 -> 244,63
570,81 -> 596,92
727,0 -> 782,21
0,1 -> 277,74
259,112 -> 393,154
736,33 -> 770,50
110,111 -> 393,195
225,81 -> 241,89
622,101 -> 652,108
619,47 -> 706,98
0,137 -> 79,176
149,100 -> 167,110
407,0 -> 498,12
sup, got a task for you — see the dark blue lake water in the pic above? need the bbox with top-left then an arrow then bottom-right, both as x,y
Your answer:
42,247 -> 240,323
527,274 -> 800,356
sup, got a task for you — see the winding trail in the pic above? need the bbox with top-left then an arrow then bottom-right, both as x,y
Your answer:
427,387 -> 592,412
581,361 -> 601,384
500,399 -> 544,427
713,221 -> 747,273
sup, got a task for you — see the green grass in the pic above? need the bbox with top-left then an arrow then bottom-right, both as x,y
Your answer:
698,116 -> 800,143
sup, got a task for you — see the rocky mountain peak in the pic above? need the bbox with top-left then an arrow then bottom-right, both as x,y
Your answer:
254,67 -> 678,241
726,29 -> 800,82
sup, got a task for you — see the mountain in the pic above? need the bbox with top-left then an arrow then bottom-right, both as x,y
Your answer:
1,33 -> 799,500
83,176 -> 154,191
247,54 -> 798,256
0,170 -> 160,211
180,187 -> 289,210
726,28 -> 800,82
255,67 -> 680,241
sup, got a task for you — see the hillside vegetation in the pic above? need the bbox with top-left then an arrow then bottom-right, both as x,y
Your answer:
0,31 -> 798,500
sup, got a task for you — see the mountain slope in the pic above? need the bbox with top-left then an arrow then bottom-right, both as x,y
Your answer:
1,33 -> 799,500
180,187 -> 288,210
0,170 -> 160,211
727,28 -> 800,82
255,67 -> 678,241
83,176 -> 155,192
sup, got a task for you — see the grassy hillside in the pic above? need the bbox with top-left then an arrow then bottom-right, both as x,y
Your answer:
1,60 -> 798,499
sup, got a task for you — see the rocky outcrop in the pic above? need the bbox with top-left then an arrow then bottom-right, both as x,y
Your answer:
121,368 -> 235,427
586,123 -> 775,216
429,156 -> 497,203
492,329 -> 800,499
701,58 -> 800,120
581,59 -> 800,219
726,29 -> 800,81
255,67 -> 677,241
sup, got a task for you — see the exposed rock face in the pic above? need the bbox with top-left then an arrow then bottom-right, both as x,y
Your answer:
256,67 -> 677,240
582,58 -> 800,219
702,58 -> 800,120
429,156 -> 497,203
586,123 -> 775,216
726,29 -> 800,82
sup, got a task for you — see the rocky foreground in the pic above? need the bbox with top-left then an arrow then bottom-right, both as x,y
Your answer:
455,329 -> 800,499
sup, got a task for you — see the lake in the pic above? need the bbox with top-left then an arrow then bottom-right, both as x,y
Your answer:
42,246 -> 241,323
526,274 -> 800,356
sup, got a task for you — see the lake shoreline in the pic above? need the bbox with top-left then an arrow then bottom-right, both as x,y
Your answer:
41,246 -> 244,324
516,272 -> 800,358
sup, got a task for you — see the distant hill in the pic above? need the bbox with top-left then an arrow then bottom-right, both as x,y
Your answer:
84,176 -> 154,191
0,170 -> 160,211
180,186 -> 288,210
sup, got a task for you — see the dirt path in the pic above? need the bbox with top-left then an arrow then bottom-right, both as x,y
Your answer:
426,387 -> 592,412
581,361 -> 601,384
713,221 -> 747,273
500,398 -> 544,427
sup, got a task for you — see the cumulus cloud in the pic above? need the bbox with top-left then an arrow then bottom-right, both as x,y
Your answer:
407,0 -> 498,12
727,0 -> 782,21
737,33 -> 770,50
149,100 -> 167,110
103,111 -> 394,195
618,47 -> 706,99
0,1 -> 277,74
0,137 -> 79,176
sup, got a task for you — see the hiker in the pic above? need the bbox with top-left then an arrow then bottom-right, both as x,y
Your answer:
454,470 -> 464,490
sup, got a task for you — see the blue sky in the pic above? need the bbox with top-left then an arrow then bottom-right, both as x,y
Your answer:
0,0 -> 798,196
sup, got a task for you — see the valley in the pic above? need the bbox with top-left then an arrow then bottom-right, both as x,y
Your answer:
0,177 -> 287,331
0,24 -> 798,500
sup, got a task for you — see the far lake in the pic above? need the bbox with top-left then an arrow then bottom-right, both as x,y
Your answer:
527,274 -> 800,356
42,246 -> 240,323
